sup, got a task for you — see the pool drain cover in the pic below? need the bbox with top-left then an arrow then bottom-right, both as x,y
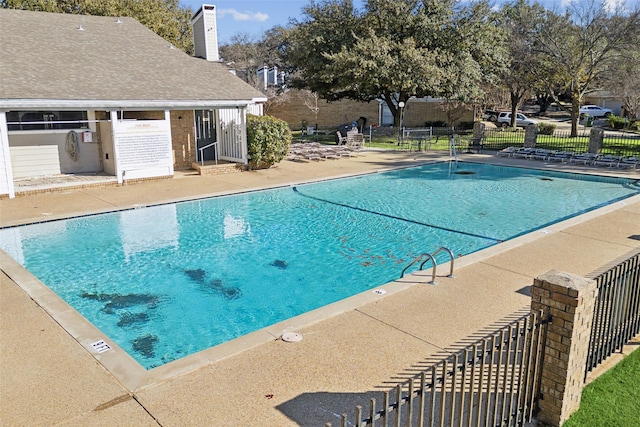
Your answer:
91,339 -> 112,353
281,332 -> 303,342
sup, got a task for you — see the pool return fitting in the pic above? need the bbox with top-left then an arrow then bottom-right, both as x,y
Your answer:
400,246 -> 455,284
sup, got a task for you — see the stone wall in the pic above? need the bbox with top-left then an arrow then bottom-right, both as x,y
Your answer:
266,91 -> 379,129
400,101 -> 474,127
266,90 -> 474,129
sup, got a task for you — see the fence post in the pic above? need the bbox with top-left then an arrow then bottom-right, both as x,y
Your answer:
529,269 -> 598,426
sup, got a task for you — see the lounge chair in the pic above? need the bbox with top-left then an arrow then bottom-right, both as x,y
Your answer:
287,143 -> 322,161
314,146 -> 340,160
569,153 -> 599,166
530,149 -> 555,161
546,151 -> 575,163
617,156 -> 639,169
496,146 -> 518,157
512,148 -> 536,159
593,155 -> 623,168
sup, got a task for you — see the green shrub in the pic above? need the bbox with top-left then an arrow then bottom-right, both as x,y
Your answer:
457,121 -> 475,130
425,120 -> 448,127
537,122 -> 556,135
607,114 -> 628,129
246,114 -> 292,169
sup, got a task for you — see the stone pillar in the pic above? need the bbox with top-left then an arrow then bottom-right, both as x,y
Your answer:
524,123 -> 537,148
530,270 -> 598,426
473,121 -> 485,139
588,127 -> 603,153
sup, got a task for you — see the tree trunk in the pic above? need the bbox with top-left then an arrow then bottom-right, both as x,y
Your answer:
510,90 -> 525,127
537,94 -> 553,114
570,95 -> 580,137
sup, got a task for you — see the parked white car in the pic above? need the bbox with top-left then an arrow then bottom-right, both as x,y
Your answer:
497,112 -> 537,128
579,105 -> 613,118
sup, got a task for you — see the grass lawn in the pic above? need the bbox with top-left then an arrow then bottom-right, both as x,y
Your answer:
563,347 -> 640,427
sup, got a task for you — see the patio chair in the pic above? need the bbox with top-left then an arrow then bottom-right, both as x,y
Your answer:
336,131 -> 348,145
467,136 -> 484,153
345,133 -> 366,156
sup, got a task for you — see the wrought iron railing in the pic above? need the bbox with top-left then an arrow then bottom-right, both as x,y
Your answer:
481,129 -> 640,156
585,249 -> 640,379
326,311 -> 548,427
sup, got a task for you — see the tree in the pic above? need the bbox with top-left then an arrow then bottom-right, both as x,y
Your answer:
283,0 -> 506,127
534,0 -> 640,136
601,23 -> 640,123
2,0 -> 194,54
299,89 -> 320,126
498,0 -> 547,127
282,0 -> 361,100
219,33 -> 263,87
219,26 -> 289,90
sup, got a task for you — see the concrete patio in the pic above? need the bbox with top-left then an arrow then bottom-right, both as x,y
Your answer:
1,151 -> 639,426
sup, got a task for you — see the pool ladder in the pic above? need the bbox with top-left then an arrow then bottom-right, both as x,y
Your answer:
400,246 -> 456,284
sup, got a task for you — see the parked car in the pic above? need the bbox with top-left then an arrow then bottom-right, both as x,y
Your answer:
497,112 -> 537,128
579,105 -> 613,118
482,109 -> 499,122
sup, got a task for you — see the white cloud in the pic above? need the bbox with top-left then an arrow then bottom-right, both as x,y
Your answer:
218,8 -> 269,22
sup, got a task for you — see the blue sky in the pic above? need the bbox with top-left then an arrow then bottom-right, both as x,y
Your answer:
180,0 -> 325,44
178,0 -> 608,45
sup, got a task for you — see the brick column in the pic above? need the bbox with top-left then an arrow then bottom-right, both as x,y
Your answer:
530,270 -> 598,426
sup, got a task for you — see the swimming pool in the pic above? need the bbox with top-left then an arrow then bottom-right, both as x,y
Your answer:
1,162 -> 638,369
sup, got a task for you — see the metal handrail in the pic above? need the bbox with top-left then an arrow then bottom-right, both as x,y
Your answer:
400,246 -> 455,284
198,141 -> 218,166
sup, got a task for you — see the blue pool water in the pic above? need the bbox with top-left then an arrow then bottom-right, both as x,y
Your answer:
1,162 -> 638,368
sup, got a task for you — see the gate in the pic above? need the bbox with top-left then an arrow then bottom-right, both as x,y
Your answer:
195,109 -> 217,162
326,311 -> 548,427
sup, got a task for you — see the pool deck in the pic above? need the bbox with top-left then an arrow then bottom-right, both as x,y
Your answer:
1,151 -> 639,426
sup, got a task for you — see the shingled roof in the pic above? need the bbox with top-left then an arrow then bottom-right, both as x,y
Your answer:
0,8 -> 266,109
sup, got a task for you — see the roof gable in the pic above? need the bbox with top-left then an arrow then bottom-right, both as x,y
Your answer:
0,9 -> 265,108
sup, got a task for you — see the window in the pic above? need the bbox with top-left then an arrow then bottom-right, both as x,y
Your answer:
7,111 -> 88,131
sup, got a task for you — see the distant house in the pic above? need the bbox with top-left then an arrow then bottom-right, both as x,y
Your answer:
583,91 -> 623,115
0,5 -> 266,198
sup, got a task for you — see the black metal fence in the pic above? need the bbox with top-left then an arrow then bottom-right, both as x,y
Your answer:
297,125 -> 640,157
585,250 -> 640,380
326,311 -> 548,427
481,129 -> 640,157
